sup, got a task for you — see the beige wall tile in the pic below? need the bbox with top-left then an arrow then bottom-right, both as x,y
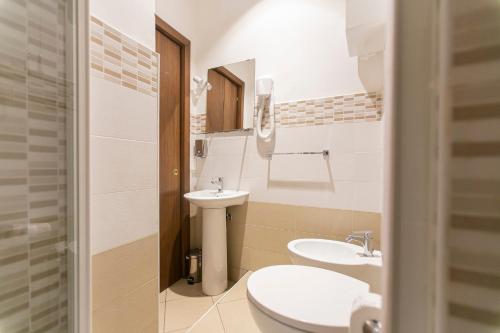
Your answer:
245,202 -> 296,230
248,248 -> 291,271
227,222 -> 245,250
226,201 -> 380,275
330,209 -> 355,237
228,267 -> 248,282
227,242 -> 246,271
239,246 -> 252,271
294,206 -> 334,235
294,230 -> 334,240
244,225 -> 294,254
353,211 -> 381,243
190,214 -> 202,249
227,202 -> 249,226
92,278 -> 158,333
92,234 -> 158,311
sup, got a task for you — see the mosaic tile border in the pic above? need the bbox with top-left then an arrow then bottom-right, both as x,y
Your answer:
272,91 -> 383,127
191,92 -> 383,133
89,16 -> 159,97
191,113 -> 207,134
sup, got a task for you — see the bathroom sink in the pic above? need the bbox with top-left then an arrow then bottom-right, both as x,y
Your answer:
184,190 -> 249,209
184,189 -> 249,296
288,239 -> 382,293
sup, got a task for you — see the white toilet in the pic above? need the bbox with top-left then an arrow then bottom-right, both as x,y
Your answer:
247,265 -> 370,333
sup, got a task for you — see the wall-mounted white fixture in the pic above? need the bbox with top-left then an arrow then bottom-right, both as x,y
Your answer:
255,77 -> 275,140
345,0 -> 387,58
191,76 -> 212,100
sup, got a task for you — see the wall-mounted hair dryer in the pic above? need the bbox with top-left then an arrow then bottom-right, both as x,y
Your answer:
256,77 -> 275,140
191,76 -> 212,101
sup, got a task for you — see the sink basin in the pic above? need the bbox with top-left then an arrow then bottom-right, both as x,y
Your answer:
184,190 -> 249,209
288,239 -> 382,293
184,189 -> 249,296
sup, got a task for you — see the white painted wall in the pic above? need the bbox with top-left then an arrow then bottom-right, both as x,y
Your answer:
91,0 -> 156,49
155,0 -> 383,214
193,0 -> 368,104
155,0 -> 384,213
90,0 -> 158,255
155,0 -> 197,42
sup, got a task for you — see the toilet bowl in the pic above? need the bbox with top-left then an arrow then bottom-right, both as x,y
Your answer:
247,265 -> 370,333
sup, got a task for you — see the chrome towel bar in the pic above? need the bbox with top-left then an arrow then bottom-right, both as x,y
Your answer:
264,150 -> 329,158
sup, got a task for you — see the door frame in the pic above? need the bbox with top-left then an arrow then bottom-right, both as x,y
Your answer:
75,0 -> 90,331
155,16 -> 191,283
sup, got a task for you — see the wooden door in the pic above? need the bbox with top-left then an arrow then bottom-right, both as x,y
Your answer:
157,29 -> 182,290
206,68 -> 243,132
223,79 -> 238,129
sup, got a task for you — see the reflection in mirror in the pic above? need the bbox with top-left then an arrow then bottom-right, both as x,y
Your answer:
205,59 -> 255,133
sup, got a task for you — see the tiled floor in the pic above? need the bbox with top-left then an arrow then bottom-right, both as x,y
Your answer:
187,272 -> 264,333
159,277 -> 238,333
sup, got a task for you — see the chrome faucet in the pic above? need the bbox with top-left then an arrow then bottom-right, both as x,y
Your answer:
346,231 -> 375,257
211,177 -> 224,194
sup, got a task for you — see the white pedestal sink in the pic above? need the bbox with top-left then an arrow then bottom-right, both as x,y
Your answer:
184,190 -> 249,295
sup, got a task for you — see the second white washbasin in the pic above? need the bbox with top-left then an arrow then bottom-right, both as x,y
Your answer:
288,239 -> 382,293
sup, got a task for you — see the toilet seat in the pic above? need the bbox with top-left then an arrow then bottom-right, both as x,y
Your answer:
247,265 -> 369,333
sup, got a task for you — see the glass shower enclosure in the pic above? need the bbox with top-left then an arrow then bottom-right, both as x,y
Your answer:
0,0 -> 82,331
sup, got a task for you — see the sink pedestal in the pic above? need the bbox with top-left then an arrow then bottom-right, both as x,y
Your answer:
184,189 -> 249,296
202,208 -> 228,295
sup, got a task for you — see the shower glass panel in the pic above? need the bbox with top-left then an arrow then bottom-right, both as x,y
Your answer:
0,0 -> 79,332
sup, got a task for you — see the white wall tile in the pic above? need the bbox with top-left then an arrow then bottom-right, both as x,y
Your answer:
241,153 -> 269,179
91,136 -> 157,195
330,152 -> 355,181
353,181 -> 381,212
353,122 -> 382,152
90,78 -> 158,143
268,154 -> 331,182
274,125 -> 335,153
90,0 -> 155,49
192,122 -> 383,212
91,188 -> 158,254
353,153 -> 382,182
205,136 -> 248,156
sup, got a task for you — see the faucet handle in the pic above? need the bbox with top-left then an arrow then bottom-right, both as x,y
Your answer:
352,230 -> 374,239
211,177 -> 223,184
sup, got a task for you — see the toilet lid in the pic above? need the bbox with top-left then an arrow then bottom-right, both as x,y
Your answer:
247,265 -> 369,333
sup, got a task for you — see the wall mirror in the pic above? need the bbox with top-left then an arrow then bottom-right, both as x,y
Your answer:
204,59 -> 255,133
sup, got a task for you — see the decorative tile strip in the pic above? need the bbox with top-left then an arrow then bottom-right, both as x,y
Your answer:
89,16 -> 159,97
191,113 -> 207,134
273,91 -> 383,128
191,92 -> 383,133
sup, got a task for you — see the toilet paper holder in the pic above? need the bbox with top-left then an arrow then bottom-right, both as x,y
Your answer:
363,319 -> 382,333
